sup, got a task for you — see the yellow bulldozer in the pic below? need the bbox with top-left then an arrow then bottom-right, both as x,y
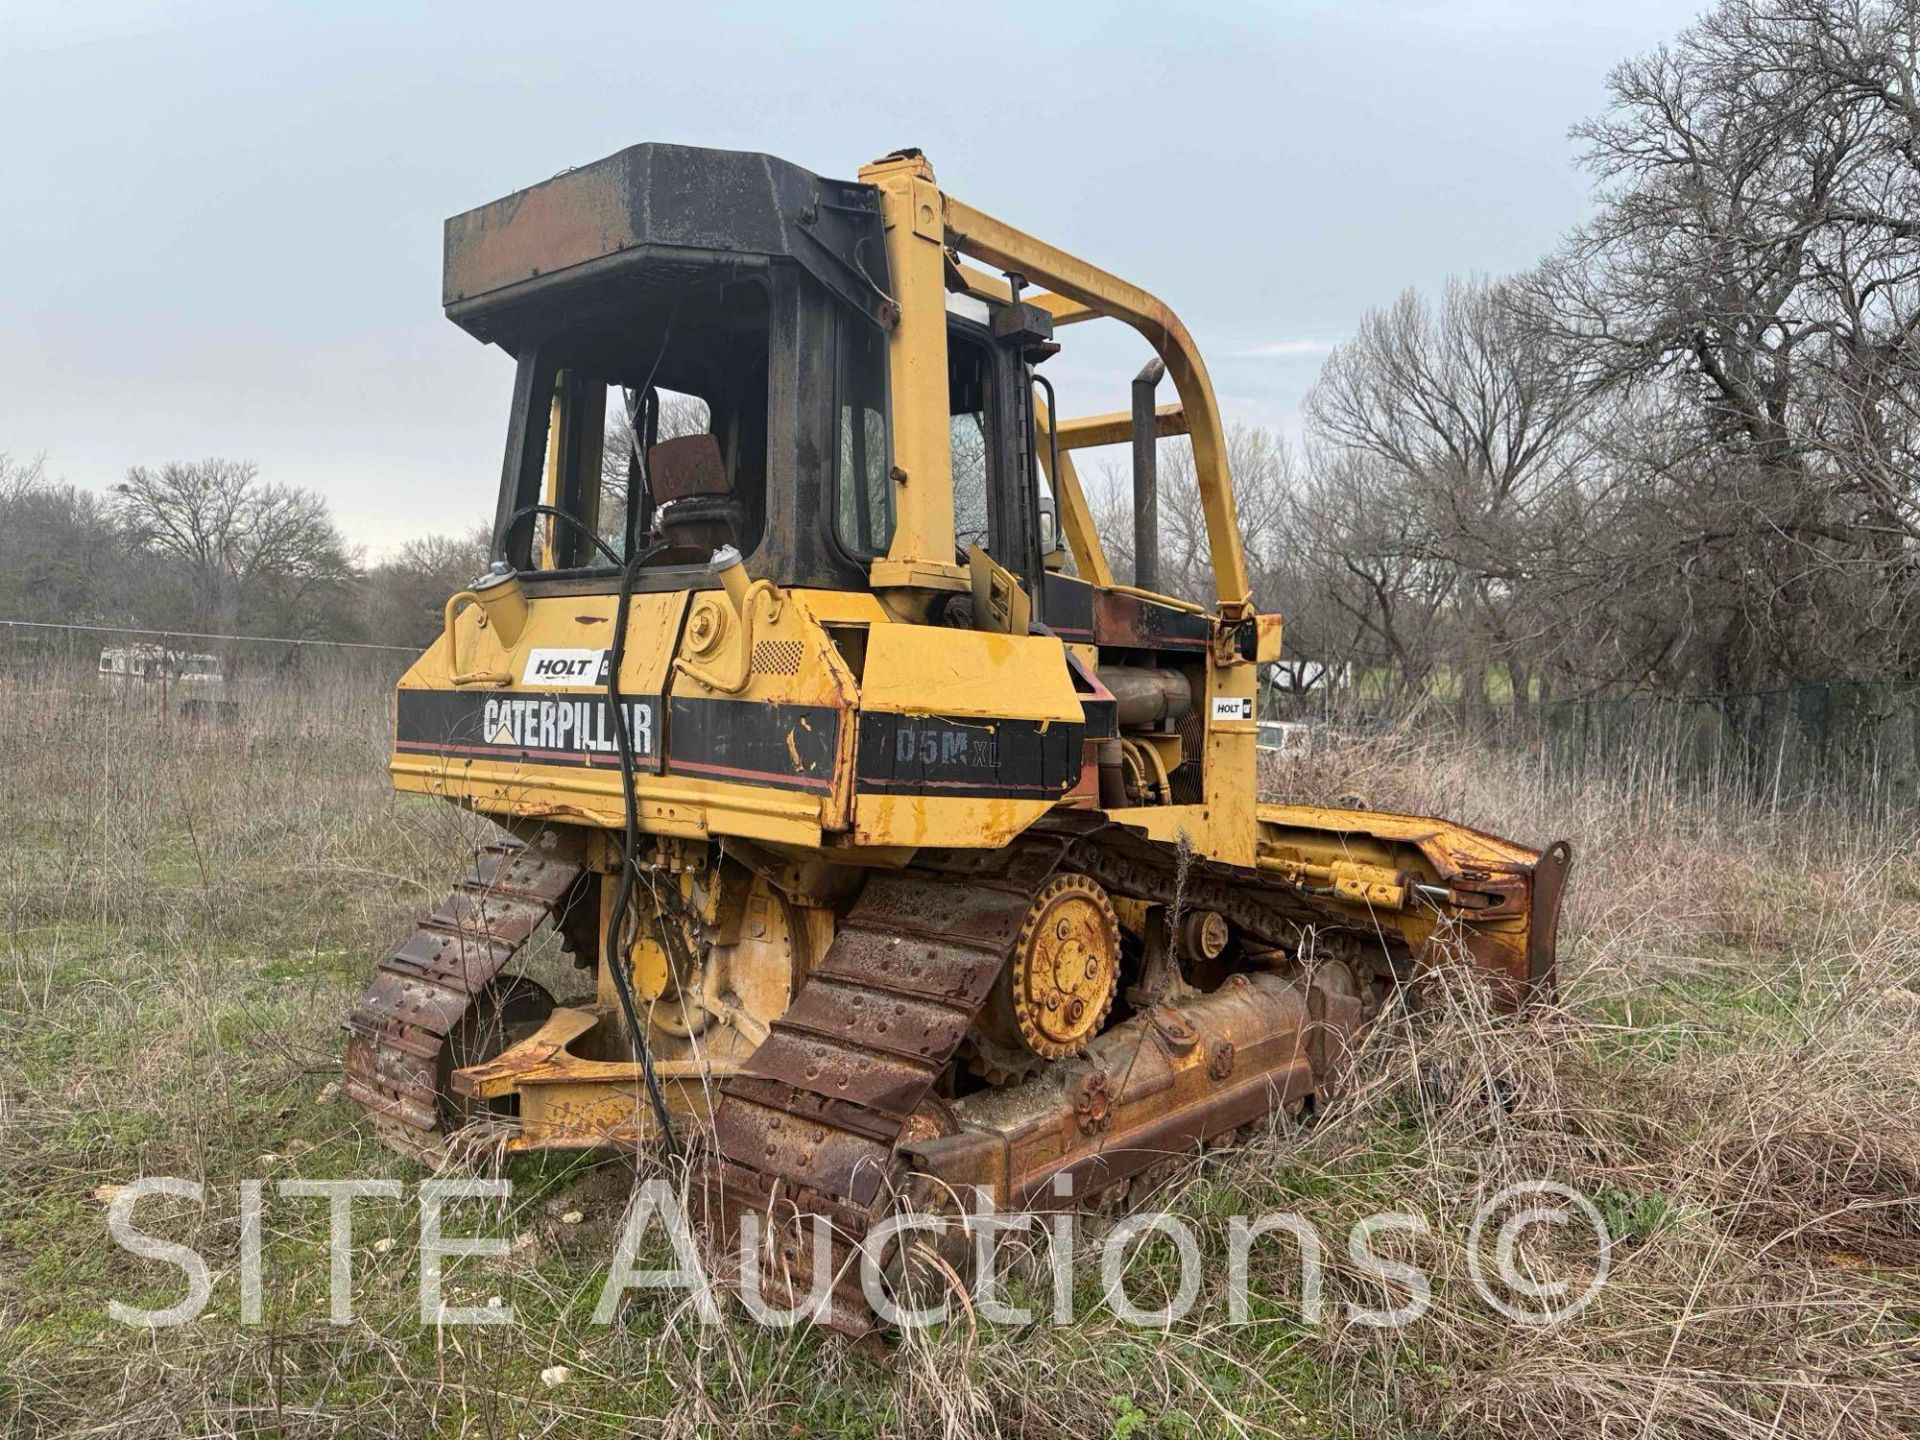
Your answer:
344,143 -> 1571,1329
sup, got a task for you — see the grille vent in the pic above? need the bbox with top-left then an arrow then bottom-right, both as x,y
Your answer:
752,640 -> 804,676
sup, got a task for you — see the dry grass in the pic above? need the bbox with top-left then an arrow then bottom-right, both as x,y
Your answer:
1,669 -> 1916,1438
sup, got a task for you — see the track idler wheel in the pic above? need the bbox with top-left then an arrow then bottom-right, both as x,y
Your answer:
974,873 -> 1121,1068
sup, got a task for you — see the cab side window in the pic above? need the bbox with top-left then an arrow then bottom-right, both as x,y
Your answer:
833,317 -> 893,556
949,334 -> 994,553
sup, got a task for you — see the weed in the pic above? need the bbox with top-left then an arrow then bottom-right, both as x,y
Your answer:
1,666 -> 1916,1436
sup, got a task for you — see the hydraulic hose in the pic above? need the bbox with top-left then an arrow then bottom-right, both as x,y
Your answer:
502,504 -> 625,569
600,303 -> 680,1154
602,537 -> 678,1155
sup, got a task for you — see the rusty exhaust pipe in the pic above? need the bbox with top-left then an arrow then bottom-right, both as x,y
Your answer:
1132,357 -> 1165,592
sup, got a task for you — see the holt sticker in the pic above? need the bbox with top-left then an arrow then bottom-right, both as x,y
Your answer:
521,648 -> 611,688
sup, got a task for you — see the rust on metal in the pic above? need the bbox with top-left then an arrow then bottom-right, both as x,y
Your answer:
975,872 -> 1120,1062
1090,588 -> 1212,652
696,818 -> 1460,1334
343,832 -> 587,1145
648,434 -> 731,503
350,142 -> 1580,1344
703,842 -> 1066,1333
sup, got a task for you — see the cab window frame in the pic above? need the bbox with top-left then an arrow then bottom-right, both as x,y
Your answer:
491,270 -> 780,593
946,310 -> 1041,583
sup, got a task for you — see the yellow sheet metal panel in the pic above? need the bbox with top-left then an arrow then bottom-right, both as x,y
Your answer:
388,760 -> 829,845
393,589 -> 679,827
867,557 -> 971,597
1256,613 -> 1283,664
395,590 -> 684,778
1256,803 -> 1543,869
665,577 -> 859,831
788,588 -> 893,626
390,586 -> 862,844
853,624 -> 1085,848
1206,630 -> 1262,867
859,625 -> 1079,721
853,792 -> 1058,850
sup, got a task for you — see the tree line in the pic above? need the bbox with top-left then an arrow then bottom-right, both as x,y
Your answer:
1094,0 -> 1920,701
0,453 -> 487,651
10,1 -> 1915,700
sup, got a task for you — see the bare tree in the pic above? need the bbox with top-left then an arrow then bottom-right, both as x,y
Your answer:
1517,0 -> 1920,687
360,526 -> 492,647
0,454 -> 141,627
1274,0 -> 1920,700
1281,447 -> 1458,697
114,459 -> 358,637
1088,423 -> 1295,608
1305,278 -> 1593,705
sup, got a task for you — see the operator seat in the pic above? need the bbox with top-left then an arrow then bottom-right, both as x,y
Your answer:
649,433 -> 741,561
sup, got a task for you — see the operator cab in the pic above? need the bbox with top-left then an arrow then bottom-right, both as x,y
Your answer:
491,279 -> 1057,598
484,267 -> 894,595
492,277 -> 771,574
447,143 -> 897,596
454,144 -> 1064,610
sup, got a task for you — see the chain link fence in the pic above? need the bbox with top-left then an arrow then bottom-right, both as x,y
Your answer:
1,620 -> 415,685
1287,679 -> 1920,822
1517,682 -> 1920,821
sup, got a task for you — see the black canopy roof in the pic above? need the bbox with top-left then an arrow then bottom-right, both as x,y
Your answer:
442,142 -> 892,345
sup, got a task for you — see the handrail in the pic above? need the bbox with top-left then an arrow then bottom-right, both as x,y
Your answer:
441,591 -> 512,687
943,196 -> 1252,612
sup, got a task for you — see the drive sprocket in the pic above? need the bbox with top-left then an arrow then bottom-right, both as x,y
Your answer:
978,872 -> 1121,1062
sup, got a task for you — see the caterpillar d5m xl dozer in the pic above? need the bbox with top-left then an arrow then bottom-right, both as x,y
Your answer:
343,143 -> 1572,1331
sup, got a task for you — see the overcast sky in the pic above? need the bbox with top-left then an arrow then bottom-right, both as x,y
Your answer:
2,0 -> 1691,554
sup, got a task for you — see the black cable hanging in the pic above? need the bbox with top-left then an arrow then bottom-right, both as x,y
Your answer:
602,536 -> 679,1155
598,304 -> 681,1154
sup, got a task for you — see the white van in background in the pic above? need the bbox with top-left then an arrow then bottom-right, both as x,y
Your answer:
97,645 -> 234,719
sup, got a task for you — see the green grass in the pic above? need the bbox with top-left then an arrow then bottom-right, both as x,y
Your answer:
3,667 -> 1918,1437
